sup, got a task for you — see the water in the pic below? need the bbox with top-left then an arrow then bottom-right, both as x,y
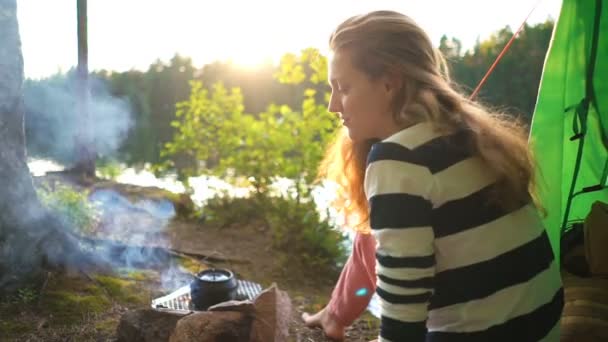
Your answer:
27,158 -> 64,176
30,158 -> 340,218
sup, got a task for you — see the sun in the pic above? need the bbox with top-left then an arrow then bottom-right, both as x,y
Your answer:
227,53 -> 276,71
206,33 -> 283,71
184,3 -> 292,71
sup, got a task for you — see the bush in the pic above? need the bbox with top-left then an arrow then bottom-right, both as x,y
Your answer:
36,184 -> 99,235
202,192 -> 263,228
96,158 -> 124,180
10,287 -> 38,304
159,48 -> 346,273
267,196 -> 347,272
203,193 -> 347,273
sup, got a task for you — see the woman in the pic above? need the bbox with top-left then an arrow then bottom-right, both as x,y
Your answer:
309,10 -> 563,342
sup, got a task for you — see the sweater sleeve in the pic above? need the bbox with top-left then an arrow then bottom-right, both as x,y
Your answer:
327,232 -> 377,326
364,142 -> 435,342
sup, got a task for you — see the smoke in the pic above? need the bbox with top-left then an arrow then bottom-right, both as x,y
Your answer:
23,71 -> 132,165
18,69 -> 191,293
88,188 -> 192,291
1,0 -> 181,295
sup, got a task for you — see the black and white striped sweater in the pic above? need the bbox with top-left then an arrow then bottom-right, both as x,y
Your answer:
364,122 -> 563,342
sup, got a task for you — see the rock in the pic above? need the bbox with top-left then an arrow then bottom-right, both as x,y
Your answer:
250,283 -> 292,342
208,299 -> 255,314
116,308 -> 190,342
116,285 -> 291,342
169,311 -> 251,342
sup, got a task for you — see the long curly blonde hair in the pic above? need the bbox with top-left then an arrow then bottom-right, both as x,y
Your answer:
318,10 -> 541,233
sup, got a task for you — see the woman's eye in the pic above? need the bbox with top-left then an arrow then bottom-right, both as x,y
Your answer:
338,85 -> 349,93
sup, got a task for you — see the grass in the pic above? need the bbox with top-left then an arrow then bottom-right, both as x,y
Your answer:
94,274 -> 152,305
0,320 -> 32,336
35,274 -> 112,326
177,255 -> 208,274
0,269 -> 162,341
94,317 -> 119,335
41,290 -> 112,324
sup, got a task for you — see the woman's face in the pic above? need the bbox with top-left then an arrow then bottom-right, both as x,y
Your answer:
328,49 -> 398,142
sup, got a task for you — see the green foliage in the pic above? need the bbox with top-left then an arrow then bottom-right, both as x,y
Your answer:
202,194 -> 347,273
176,256 -> 207,274
94,275 -> 150,305
160,48 -> 338,196
275,48 -> 328,85
442,20 -> 554,118
202,192 -> 263,228
41,290 -> 111,324
0,320 -> 31,336
2,286 -> 39,305
96,158 -> 124,180
36,184 -> 99,235
13,287 -> 38,304
94,317 -> 118,334
158,48 -> 345,269
266,196 -> 347,271
159,81 -> 246,181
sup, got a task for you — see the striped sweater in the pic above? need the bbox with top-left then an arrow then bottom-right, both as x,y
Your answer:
364,122 -> 563,342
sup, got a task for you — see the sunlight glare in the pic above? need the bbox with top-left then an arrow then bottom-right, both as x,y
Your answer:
187,1 -> 294,70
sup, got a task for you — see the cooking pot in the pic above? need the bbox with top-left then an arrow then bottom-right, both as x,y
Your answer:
190,268 -> 238,310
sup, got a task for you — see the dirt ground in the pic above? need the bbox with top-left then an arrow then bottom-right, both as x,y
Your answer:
167,220 -> 380,342
163,219 -> 380,342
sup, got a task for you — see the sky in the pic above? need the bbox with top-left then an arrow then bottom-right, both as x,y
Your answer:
17,0 -> 562,79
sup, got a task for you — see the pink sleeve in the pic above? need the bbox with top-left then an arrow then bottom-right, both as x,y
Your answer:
327,232 -> 377,326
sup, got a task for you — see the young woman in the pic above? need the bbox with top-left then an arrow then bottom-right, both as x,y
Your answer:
306,10 -> 563,342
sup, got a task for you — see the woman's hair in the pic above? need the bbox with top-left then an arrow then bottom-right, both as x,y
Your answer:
318,10 -> 541,232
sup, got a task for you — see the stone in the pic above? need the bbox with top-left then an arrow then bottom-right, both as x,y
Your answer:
117,284 -> 292,342
116,308 -> 190,342
169,311 -> 251,342
250,283 -> 292,342
208,299 -> 255,314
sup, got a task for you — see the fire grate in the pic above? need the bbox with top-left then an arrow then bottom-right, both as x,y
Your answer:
151,279 -> 263,311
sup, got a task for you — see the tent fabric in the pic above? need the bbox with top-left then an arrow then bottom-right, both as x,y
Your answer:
530,0 -> 608,259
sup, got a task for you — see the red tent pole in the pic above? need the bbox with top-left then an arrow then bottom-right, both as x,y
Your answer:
470,0 -> 543,100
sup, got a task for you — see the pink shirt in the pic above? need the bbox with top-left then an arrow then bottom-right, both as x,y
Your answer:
327,232 -> 377,326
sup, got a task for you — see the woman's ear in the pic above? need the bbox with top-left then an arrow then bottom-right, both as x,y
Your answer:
383,72 -> 402,96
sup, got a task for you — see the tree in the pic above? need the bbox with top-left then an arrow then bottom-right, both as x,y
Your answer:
0,0 -> 87,292
439,35 -> 462,59
160,48 -> 338,199
447,21 -> 554,120
158,49 -> 345,269
72,0 -> 95,177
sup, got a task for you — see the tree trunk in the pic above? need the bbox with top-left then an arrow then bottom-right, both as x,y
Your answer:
0,0 -> 84,292
72,0 -> 96,177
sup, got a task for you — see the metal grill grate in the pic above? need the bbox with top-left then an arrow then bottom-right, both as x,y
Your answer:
151,279 -> 263,311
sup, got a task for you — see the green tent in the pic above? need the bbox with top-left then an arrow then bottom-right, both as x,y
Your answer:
530,0 -> 608,259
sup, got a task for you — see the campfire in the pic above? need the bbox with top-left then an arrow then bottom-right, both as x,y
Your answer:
117,271 -> 291,342
75,187 -> 293,342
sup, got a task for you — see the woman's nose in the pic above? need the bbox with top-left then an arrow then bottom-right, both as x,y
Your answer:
328,93 -> 342,114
